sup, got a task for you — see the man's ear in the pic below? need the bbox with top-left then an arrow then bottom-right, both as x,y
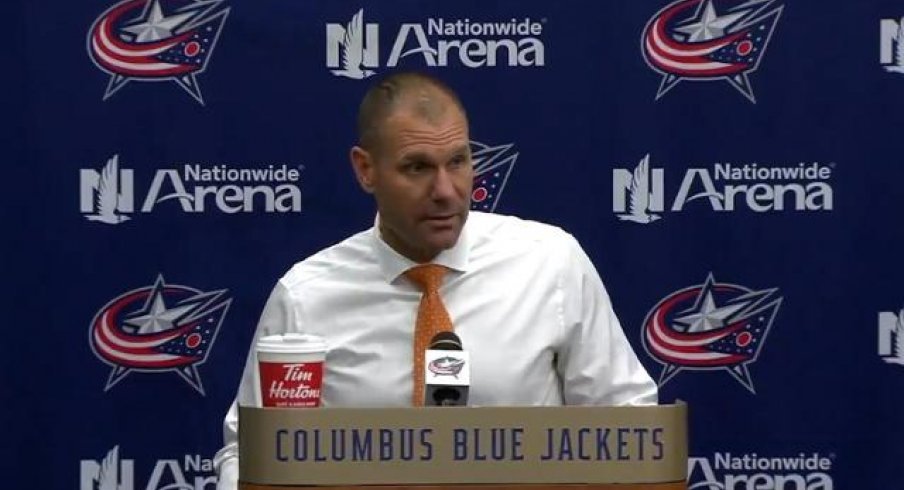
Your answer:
350,146 -> 376,193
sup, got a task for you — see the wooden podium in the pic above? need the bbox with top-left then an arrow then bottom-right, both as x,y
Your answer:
238,403 -> 687,490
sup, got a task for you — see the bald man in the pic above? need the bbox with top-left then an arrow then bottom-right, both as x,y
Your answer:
213,72 -> 656,490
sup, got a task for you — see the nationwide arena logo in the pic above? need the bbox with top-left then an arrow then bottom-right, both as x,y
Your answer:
612,153 -> 834,222
88,275 -> 231,394
878,306 -> 904,365
326,9 -> 545,79
688,451 -> 835,489
641,0 -> 783,102
641,273 -> 782,393
80,445 -> 217,490
470,140 -> 518,212
87,0 -> 229,104
79,154 -> 303,224
880,17 -> 904,73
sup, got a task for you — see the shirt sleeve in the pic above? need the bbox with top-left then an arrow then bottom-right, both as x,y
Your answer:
213,281 -> 300,490
556,233 -> 658,406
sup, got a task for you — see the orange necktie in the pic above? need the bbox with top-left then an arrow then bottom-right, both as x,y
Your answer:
405,264 -> 454,406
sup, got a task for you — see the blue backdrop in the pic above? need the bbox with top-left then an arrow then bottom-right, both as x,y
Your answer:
8,0 -> 904,488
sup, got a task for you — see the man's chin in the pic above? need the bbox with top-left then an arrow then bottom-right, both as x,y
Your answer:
420,222 -> 464,251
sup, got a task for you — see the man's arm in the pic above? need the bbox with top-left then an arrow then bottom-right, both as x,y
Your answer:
212,402 -> 240,490
214,281 -> 300,490
556,233 -> 658,406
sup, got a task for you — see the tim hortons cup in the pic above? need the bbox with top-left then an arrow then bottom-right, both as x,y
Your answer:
256,333 -> 327,408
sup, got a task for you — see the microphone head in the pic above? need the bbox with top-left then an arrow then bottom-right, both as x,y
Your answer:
423,336 -> 469,407
429,331 -> 462,351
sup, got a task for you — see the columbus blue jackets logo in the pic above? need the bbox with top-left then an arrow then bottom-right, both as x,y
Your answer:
87,0 -> 230,104
641,0 -> 783,102
641,273 -> 781,393
428,356 -> 466,377
470,141 -> 518,213
88,275 -> 231,394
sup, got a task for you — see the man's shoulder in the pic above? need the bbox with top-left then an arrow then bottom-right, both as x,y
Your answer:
278,228 -> 376,291
469,211 -> 576,249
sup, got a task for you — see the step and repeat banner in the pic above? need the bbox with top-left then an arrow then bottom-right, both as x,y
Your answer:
9,0 -> 904,488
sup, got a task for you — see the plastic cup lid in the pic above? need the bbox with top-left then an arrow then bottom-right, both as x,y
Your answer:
256,333 -> 328,354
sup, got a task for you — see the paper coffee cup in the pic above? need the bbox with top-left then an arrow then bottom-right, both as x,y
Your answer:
256,333 -> 327,408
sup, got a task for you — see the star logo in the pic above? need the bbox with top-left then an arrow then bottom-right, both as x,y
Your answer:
672,285 -> 748,333
122,0 -> 196,42
674,1 -> 747,42
641,273 -> 782,393
88,275 -> 231,394
641,0 -> 783,102
86,0 -> 230,104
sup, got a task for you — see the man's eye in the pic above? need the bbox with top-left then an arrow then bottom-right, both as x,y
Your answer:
404,162 -> 428,173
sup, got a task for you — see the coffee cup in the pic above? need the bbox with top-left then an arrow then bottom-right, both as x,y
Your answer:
255,333 -> 327,408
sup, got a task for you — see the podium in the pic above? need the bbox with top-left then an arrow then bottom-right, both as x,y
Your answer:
238,403 -> 687,490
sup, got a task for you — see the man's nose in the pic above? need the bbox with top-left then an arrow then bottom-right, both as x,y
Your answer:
430,168 -> 458,200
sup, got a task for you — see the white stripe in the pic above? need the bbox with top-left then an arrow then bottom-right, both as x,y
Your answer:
646,328 -> 728,361
94,328 -> 181,363
646,37 -> 732,71
93,36 -> 181,72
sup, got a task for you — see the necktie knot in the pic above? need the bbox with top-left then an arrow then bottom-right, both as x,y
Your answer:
405,264 -> 447,294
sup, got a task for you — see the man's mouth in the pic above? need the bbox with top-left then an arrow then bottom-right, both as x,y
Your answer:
424,214 -> 456,223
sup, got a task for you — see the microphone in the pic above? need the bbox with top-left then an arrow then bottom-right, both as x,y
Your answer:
424,331 -> 470,406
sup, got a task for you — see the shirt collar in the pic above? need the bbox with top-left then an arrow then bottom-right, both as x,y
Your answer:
372,213 -> 471,283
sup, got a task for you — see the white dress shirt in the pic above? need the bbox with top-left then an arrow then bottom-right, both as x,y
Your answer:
214,211 -> 657,490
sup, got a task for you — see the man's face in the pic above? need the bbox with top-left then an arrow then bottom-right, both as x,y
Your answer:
357,103 -> 473,262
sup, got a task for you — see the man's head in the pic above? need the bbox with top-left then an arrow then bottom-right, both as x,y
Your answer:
350,72 -> 473,263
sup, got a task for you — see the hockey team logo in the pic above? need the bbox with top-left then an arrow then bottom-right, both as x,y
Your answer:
470,140 -> 518,212
88,275 -> 231,394
642,273 -> 782,393
428,356 -> 466,377
641,0 -> 783,102
80,445 -> 217,490
880,17 -> 904,73
612,153 -> 834,222
878,306 -> 904,365
79,154 -> 303,223
326,9 -> 545,79
87,0 -> 229,104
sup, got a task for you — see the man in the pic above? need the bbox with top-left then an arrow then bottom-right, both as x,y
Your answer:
213,72 -> 656,490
